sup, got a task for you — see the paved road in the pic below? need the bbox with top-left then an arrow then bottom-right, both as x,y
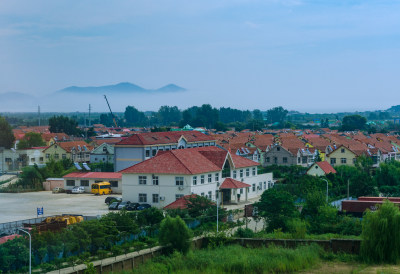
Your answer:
0,191 -> 121,223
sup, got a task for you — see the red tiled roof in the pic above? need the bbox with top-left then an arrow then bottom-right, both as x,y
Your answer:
120,147 -> 259,175
163,194 -> 199,210
63,172 -> 122,179
0,234 -> 21,245
58,141 -> 93,153
315,161 -> 337,174
116,131 -> 215,146
220,178 -> 251,189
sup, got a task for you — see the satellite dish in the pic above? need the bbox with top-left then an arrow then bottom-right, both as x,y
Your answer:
74,162 -> 82,171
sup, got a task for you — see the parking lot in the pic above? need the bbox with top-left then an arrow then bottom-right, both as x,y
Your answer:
0,191 -> 122,223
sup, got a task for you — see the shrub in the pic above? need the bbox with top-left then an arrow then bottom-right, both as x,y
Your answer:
233,227 -> 255,238
361,200 -> 400,263
287,218 -> 307,239
159,216 -> 192,254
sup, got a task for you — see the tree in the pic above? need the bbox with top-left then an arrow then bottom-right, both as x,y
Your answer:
124,106 -> 147,126
194,104 -> 219,128
49,116 -> 80,136
17,132 -> 46,149
266,106 -> 288,124
159,216 -> 192,254
0,116 -> 15,149
341,115 -> 367,131
157,106 -> 181,126
255,188 -> 298,232
361,200 -> 400,263
252,109 -> 264,121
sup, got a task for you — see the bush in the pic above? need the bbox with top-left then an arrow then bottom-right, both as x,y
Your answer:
287,218 -> 307,239
361,200 -> 400,263
233,227 -> 255,238
159,216 -> 192,254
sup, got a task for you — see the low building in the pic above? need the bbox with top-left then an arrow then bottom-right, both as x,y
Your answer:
63,172 -> 122,194
121,146 -> 273,208
307,161 -> 337,177
90,143 -> 114,164
25,146 -> 47,167
43,178 -> 64,191
114,131 -> 216,172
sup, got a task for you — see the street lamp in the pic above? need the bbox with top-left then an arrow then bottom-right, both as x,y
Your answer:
321,178 -> 329,203
19,228 -> 31,274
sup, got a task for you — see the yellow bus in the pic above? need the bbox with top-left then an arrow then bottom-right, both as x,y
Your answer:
91,182 -> 112,195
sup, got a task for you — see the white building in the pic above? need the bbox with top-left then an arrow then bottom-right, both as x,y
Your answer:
63,172 -> 122,194
121,146 -> 273,208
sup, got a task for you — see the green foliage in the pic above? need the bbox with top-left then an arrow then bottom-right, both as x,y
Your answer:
88,162 -> 114,172
133,244 -> 322,274
84,262 -> 96,274
49,115 -> 80,135
0,116 -> 15,149
124,106 -> 147,126
287,218 -> 307,239
255,188 -> 298,232
341,114 -> 367,131
361,200 -> 400,263
159,216 -> 192,254
157,106 -> 181,126
0,236 -> 29,272
16,132 -> 46,149
266,106 -> 288,124
233,227 -> 255,238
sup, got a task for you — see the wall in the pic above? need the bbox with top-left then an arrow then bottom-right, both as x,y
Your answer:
114,146 -> 144,172
263,145 -> 296,167
326,147 -> 356,167
43,179 -> 64,191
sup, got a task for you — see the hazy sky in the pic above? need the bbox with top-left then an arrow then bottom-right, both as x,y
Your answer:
1,0 -> 399,113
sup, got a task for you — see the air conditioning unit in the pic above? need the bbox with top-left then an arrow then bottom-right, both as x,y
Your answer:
178,186 -> 184,191
159,196 -> 165,201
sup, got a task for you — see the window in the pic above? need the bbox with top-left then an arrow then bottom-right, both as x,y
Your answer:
31,158 -> 35,162
152,176 -> 159,185
330,158 -> 336,165
240,169 -> 244,178
222,160 -> 231,178
175,176 -> 184,186
152,194 -> 159,203
201,192 -> 205,196
39,157 -> 43,162
46,153 -> 50,159
139,176 -> 147,185
298,157 -> 301,164
109,181 -> 118,187
145,149 -> 150,157
80,180 -> 89,187
233,170 -> 237,179
341,148 -> 345,153
274,157 -> 278,164
215,173 -> 219,182
208,174 -> 212,183
264,181 -> 266,189
240,188 -> 243,194
277,147 -> 280,151
341,158 -> 347,164
193,176 -> 197,185
54,153 -> 59,159
201,175 -> 205,184
252,167 -> 256,176
139,193 -> 147,203
62,154 -> 66,159
266,157 -> 270,163
246,168 -> 250,177
252,184 -> 256,192
175,194 -> 184,200
66,180 -> 75,186
152,149 -> 157,157
208,191 -> 212,199
283,157 -> 288,163
353,158 -> 357,164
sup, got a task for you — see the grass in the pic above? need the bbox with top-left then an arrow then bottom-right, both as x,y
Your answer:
254,231 -> 361,240
130,244 -> 323,274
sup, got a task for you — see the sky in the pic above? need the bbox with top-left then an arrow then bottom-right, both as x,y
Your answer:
0,0 -> 400,113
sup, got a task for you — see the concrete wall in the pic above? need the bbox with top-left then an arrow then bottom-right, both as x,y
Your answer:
114,147 -> 144,172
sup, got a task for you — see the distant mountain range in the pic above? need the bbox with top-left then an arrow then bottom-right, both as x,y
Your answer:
58,82 -> 186,93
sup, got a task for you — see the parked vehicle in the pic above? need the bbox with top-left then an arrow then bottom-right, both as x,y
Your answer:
126,203 -> 140,211
71,186 -> 85,194
91,181 -> 112,195
108,202 -> 120,210
52,187 -> 65,194
137,203 -> 151,210
117,201 -> 131,210
104,196 -> 122,204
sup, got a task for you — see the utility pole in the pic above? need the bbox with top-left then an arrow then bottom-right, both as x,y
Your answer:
19,228 -> 31,274
347,179 -> 350,200
216,191 -> 219,233
38,106 -> 41,126
88,104 -> 91,127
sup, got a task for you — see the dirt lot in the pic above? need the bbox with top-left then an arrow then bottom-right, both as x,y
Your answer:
0,191 -> 121,223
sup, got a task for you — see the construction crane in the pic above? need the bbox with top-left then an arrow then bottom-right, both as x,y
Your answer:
104,95 -> 118,128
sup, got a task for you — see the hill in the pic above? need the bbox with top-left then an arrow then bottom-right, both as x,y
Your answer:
59,82 -> 186,93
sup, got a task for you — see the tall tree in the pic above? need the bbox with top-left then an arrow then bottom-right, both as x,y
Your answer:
194,104 -> 219,128
124,106 -> 147,126
0,116 -> 15,149
157,106 -> 181,126
49,115 -> 80,136
266,106 -> 288,124
341,115 -> 367,131
17,132 -> 46,149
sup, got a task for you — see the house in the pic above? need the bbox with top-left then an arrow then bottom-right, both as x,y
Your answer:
325,145 -> 358,167
307,161 -> 337,177
0,148 -> 25,172
263,144 -> 297,166
114,131 -> 216,172
63,172 -> 122,193
41,133 -> 70,146
25,146 -> 47,167
90,143 -> 114,164
120,146 -> 273,208
43,141 -> 93,163
43,143 -> 70,162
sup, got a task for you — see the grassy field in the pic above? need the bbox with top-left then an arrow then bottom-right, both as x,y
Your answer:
130,244 -> 323,273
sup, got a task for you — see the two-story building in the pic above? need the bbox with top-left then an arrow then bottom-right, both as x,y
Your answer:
114,131 -> 216,172
90,143 -> 114,164
263,144 -> 297,166
325,145 -> 358,167
121,146 -> 273,208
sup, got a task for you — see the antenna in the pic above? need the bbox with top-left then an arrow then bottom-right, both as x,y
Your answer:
74,162 -> 82,170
